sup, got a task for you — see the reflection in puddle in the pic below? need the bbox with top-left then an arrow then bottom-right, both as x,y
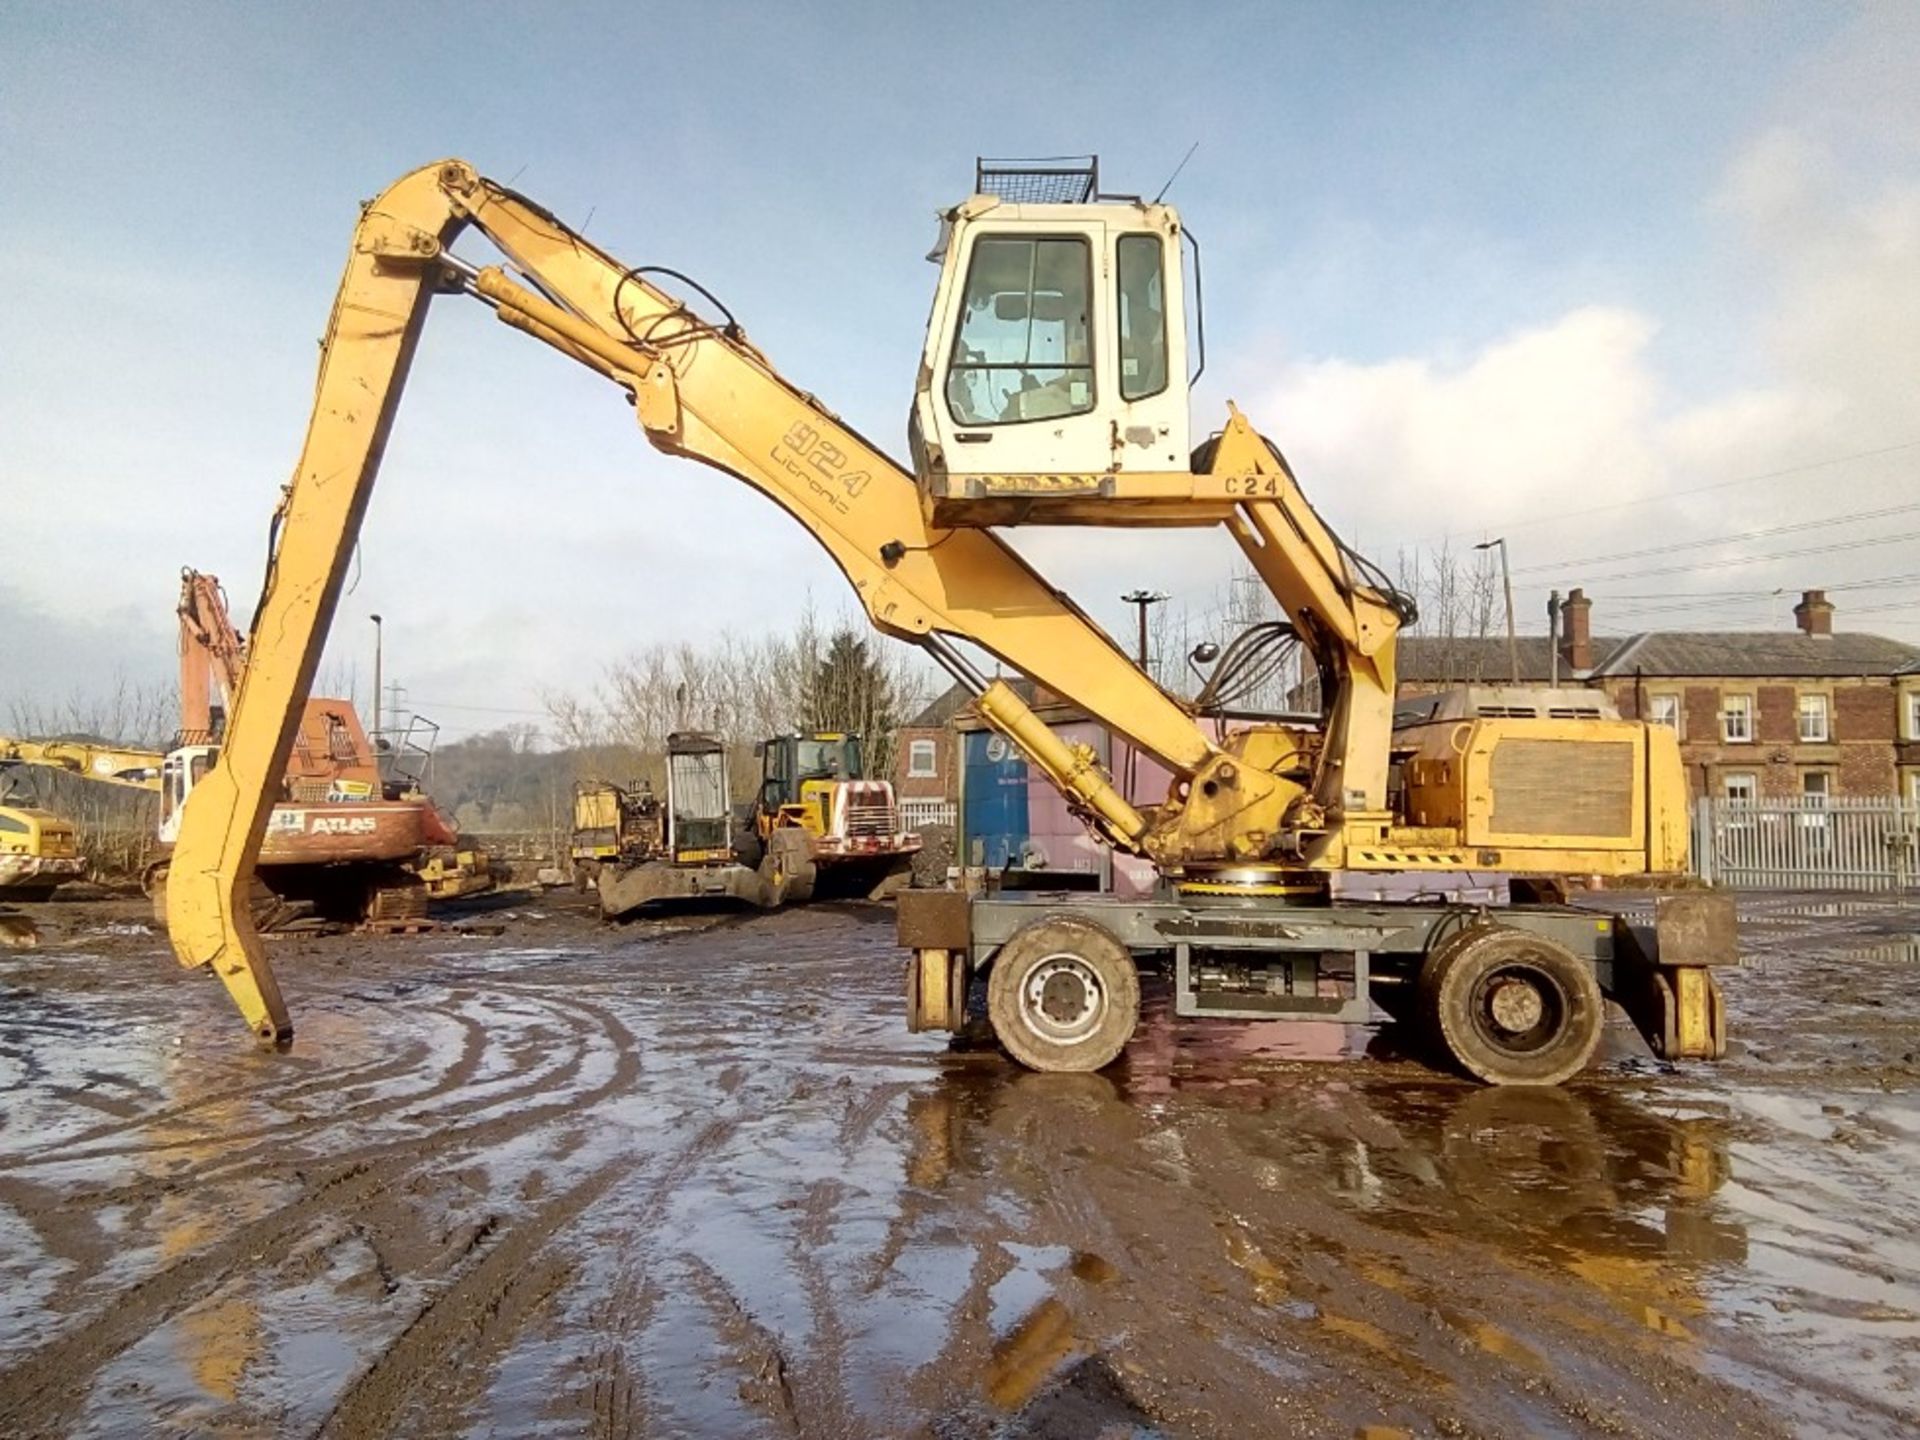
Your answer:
1834,936 -> 1920,965
983,1297 -> 1075,1409
1070,1249 -> 1117,1285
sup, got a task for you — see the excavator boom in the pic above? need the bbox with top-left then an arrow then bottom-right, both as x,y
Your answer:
177,568 -> 248,743
1,737 -> 165,791
168,160 -> 1245,1043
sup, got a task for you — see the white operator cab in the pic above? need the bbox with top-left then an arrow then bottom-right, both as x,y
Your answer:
158,745 -> 220,845
910,157 -> 1198,511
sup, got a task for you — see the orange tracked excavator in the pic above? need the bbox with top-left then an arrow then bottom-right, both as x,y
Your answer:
157,568 -> 445,923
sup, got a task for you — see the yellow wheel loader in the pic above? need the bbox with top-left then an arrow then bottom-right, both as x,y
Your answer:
748,732 -> 920,900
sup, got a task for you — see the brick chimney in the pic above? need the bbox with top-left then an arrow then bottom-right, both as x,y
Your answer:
1560,587 -> 1593,673
1793,589 -> 1834,637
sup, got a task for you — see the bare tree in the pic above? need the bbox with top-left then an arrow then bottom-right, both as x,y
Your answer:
545,606 -> 935,797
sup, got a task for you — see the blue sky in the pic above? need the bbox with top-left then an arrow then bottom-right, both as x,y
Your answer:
4,2 -> 1916,735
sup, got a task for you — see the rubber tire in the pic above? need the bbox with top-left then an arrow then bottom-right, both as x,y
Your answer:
1418,925 -> 1604,1086
731,827 -> 765,872
758,829 -> 816,908
986,916 -> 1139,1074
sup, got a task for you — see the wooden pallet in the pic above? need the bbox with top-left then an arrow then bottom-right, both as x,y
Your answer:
360,917 -> 442,936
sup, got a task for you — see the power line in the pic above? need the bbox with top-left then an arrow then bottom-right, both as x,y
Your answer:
1539,571 -> 1920,604
1507,499 -> 1920,578
1427,436 -> 1920,543
407,698 -> 552,717
1511,527 -> 1920,589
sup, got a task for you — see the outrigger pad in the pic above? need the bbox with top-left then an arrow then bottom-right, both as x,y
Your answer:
1612,891 -> 1737,1060
897,889 -> 971,950
1651,891 -> 1740,967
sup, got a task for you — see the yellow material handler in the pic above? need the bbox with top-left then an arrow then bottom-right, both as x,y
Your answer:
164,155 -> 1731,1083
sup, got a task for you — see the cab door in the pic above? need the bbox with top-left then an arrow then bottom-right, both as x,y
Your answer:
931,218 -> 1111,477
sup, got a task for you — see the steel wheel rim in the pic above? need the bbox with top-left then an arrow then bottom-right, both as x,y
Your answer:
1467,959 -> 1570,1057
1020,952 -> 1107,1044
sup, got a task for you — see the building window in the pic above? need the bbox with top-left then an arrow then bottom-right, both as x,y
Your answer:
1796,693 -> 1830,743
1647,693 -> 1681,733
1801,770 -> 1830,801
907,738 -> 938,778
1906,692 -> 1920,742
1721,694 -> 1753,743
1721,772 -> 1757,804
1906,770 -> 1920,807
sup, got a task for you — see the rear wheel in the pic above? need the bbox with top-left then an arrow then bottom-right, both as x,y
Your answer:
1418,926 -> 1603,1086
986,917 -> 1139,1074
758,829 -> 816,907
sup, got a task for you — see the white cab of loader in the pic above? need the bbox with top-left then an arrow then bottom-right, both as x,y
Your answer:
911,158 -> 1195,487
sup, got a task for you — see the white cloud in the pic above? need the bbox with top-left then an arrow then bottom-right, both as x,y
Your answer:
1214,131 -> 1920,641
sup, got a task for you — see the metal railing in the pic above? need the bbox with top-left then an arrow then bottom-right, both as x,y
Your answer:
899,798 -> 956,833
1693,796 -> 1919,891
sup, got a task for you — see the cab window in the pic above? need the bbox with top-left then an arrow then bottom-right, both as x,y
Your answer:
1116,234 -> 1167,401
946,236 -> 1094,425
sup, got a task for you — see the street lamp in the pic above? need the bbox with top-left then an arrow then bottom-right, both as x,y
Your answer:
1121,589 -> 1169,670
370,613 -> 384,739
1474,539 -> 1520,685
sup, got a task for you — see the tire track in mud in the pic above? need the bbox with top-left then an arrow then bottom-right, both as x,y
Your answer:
317,1157 -> 636,1440
0,1156 -> 407,1438
11,991 -> 643,1212
0,1030 -> 455,1168
0,972 -> 661,1434
563,1106 -> 778,1438
4,982 -> 562,1176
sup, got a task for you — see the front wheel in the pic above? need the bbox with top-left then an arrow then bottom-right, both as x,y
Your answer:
986,916 -> 1139,1073
1418,925 -> 1604,1086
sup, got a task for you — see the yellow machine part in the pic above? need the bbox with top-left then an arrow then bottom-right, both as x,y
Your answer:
1398,718 -> 1689,874
573,786 -> 621,833
0,807 -> 78,859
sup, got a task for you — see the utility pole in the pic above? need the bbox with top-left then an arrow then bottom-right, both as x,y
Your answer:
1475,538 -> 1519,685
1121,589 -> 1169,672
369,613 -> 384,739
1547,590 -> 1561,687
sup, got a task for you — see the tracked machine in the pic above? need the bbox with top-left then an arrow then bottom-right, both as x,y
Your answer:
591,731 -> 796,917
165,155 -> 1732,1083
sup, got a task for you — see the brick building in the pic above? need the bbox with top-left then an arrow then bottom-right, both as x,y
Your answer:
1396,589 -> 1920,802
891,678 -> 1047,804
892,688 -> 966,803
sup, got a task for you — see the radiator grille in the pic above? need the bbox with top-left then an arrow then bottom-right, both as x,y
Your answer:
1489,739 -> 1635,838
846,803 -> 896,838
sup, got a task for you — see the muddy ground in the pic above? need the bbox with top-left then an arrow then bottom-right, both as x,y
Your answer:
0,888 -> 1915,1439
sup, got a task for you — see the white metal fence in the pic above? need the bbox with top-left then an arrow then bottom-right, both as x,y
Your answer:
1692,796 -> 1920,891
899,797 -> 956,833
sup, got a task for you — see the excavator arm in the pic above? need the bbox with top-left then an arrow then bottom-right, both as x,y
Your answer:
177,568 -> 248,744
1,737 -> 166,791
169,160 -> 1233,1043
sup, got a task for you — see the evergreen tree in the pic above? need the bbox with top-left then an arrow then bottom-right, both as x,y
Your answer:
806,628 -> 898,773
